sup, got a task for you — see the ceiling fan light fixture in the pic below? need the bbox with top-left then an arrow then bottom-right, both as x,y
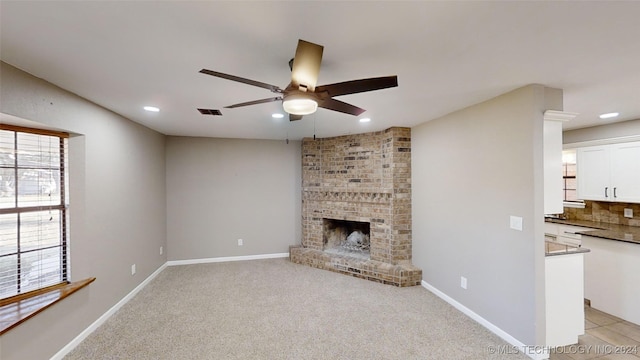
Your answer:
282,94 -> 318,115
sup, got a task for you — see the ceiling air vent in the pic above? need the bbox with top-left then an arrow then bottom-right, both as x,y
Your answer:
197,108 -> 222,116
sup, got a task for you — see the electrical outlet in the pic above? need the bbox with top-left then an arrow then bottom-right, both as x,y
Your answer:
510,216 -> 523,231
131,264 -> 136,275
160,246 -> 163,255
237,238 -> 243,246
624,208 -> 633,218
460,276 -> 467,290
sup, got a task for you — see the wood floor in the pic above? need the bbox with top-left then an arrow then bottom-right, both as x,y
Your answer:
550,307 -> 640,359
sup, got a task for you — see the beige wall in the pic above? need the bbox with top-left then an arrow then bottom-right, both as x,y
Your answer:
0,61 -> 302,359
0,62 -> 167,360
564,118 -> 640,144
0,59 -> 565,356
412,84 -> 562,346
165,136 -> 301,260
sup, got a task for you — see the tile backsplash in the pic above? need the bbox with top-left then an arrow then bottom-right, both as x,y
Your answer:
564,201 -> 640,227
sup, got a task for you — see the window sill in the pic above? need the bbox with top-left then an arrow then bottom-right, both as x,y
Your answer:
0,277 -> 95,335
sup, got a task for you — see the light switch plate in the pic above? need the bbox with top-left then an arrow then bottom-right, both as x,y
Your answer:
510,216 -> 523,231
624,208 -> 633,218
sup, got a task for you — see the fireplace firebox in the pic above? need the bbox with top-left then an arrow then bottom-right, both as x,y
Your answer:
323,219 -> 370,260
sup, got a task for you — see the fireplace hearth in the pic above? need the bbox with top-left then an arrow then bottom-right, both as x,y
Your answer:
290,127 -> 422,287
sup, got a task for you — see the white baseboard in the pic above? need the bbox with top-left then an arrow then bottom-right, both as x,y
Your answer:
166,252 -> 290,266
50,263 -> 167,360
421,280 -> 549,360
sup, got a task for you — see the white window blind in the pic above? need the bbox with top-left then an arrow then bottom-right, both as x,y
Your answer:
0,125 -> 69,299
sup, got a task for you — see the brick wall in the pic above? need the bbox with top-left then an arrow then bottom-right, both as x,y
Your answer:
292,127 -> 421,287
301,127 -> 412,264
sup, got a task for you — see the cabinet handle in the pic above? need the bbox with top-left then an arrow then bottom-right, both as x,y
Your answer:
605,187 -> 608,198
614,187 -> 617,198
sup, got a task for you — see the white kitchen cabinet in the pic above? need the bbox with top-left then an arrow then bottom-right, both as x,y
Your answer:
544,222 -> 592,247
544,111 -> 576,214
610,142 -> 640,202
545,222 -> 559,236
576,145 -> 610,201
544,119 -> 564,214
581,235 -> 640,325
545,253 -> 585,347
577,141 -> 640,203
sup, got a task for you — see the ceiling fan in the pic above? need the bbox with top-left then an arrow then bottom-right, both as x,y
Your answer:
199,39 -> 398,121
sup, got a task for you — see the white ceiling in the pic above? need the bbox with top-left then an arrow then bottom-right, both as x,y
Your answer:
1,1 -> 639,141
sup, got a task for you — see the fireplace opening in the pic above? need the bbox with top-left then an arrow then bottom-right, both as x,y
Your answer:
323,218 -> 370,259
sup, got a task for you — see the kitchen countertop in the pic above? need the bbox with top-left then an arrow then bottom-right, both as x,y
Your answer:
545,218 -> 640,245
545,241 -> 590,257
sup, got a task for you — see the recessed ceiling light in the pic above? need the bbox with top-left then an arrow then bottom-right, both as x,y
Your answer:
272,113 -> 284,119
599,112 -> 619,119
359,118 -> 371,123
144,106 -> 160,112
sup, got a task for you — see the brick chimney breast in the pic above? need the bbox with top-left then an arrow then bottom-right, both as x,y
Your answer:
290,127 -> 422,287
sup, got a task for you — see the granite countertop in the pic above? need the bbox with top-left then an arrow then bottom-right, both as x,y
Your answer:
545,218 -> 640,245
545,241 -> 591,257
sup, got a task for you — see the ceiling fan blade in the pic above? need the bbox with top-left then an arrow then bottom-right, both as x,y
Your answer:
200,69 -> 282,93
290,40 -> 324,91
224,97 -> 282,109
289,114 -> 303,122
318,98 -> 366,116
315,76 -> 398,97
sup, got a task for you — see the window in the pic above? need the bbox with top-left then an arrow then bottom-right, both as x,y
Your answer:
0,125 -> 69,300
562,149 -> 578,202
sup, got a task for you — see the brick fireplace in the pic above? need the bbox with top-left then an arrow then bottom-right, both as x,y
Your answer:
290,127 -> 422,286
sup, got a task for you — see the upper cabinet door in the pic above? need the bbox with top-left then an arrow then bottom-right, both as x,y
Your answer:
610,142 -> 640,203
577,145 -> 611,201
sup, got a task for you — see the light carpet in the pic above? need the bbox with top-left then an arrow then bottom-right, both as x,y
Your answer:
64,258 -> 530,359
